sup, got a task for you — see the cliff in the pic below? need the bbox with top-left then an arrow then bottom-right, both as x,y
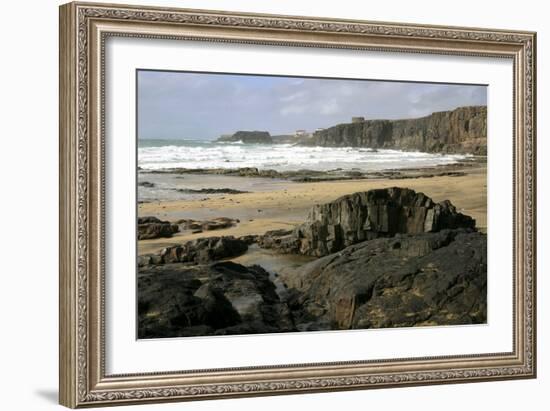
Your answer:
217,130 -> 272,144
309,106 -> 487,155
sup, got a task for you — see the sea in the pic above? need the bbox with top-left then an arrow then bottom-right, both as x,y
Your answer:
138,139 -> 470,172
137,139 -> 472,203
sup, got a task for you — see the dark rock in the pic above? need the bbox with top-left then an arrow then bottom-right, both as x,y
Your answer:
176,217 -> 239,231
137,254 -> 153,267
138,261 -> 294,338
258,229 -> 300,255
259,187 -> 475,257
140,236 -> 249,266
217,131 -> 272,144
282,229 -> 486,330
175,188 -> 249,195
238,234 -> 259,245
308,106 -> 487,155
138,181 -> 155,188
144,161 -> 483,182
137,216 -> 179,240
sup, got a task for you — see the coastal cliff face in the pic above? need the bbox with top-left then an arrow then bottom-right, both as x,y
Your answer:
310,106 -> 487,155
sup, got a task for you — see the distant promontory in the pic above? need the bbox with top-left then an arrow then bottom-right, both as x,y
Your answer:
217,130 -> 272,144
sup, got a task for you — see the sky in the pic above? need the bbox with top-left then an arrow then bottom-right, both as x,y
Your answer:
137,70 -> 487,140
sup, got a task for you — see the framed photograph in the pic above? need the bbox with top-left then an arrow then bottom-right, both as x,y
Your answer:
59,2 -> 537,408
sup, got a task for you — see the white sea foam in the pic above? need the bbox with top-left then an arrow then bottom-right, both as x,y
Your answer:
138,140 -> 470,172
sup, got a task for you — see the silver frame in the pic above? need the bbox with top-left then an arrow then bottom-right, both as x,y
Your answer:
59,2 -> 536,408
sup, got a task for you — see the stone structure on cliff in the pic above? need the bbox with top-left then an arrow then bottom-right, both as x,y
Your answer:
217,130 -> 272,144
309,106 -> 487,155
259,187 -> 476,257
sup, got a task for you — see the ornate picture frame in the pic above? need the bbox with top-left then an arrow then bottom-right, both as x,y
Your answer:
59,1 -> 536,408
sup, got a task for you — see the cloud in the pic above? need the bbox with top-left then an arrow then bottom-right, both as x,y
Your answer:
279,91 -> 307,103
137,70 -> 487,140
280,104 -> 307,116
319,99 -> 340,115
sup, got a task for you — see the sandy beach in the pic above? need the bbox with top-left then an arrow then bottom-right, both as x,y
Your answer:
138,161 -> 486,255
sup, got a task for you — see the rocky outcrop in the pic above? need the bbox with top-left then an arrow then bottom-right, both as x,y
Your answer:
176,217 -> 240,233
259,187 -> 475,257
138,261 -> 294,338
146,159 -> 485,182
282,229 -> 487,331
138,236 -> 249,266
217,130 -> 272,144
137,216 -> 179,240
309,106 -> 487,155
175,188 -> 249,195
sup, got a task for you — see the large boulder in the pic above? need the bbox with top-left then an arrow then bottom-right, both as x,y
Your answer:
281,228 -> 487,331
137,216 -> 179,240
138,236 -> 249,266
175,217 -> 240,232
138,261 -> 294,338
259,187 -> 475,257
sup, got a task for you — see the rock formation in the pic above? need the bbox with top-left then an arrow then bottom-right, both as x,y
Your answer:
146,163 -> 477,182
138,229 -> 486,337
137,216 -> 179,240
309,106 -> 487,155
138,235 -> 250,266
217,130 -> 272,144
138,261 -> 294,338
175,217 -> 240,233
137,188 -> 486,337
281,228 -> 487,330
259,187 -> 475,257
175,188 -> 249,194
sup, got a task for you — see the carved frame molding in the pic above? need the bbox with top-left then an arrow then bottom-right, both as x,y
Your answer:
59,2 -> 536,408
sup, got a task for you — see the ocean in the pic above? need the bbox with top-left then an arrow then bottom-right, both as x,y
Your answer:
138,139 -> 470,172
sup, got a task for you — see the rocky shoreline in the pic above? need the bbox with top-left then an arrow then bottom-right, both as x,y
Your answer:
142,156 -> 485,183
138,187 -> 487,338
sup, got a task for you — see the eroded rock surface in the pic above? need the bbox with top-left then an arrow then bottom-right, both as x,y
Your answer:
281,229 -> 487,331
138,187 -> 486,337
138,236 -> 249,266
259,187 -> 475,256
137,216 -> 179,240
175,188 -> 249,195
175,217 -> 240,232
138,261 -> 294,338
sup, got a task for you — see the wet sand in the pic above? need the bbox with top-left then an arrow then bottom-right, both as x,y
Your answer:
138,162 -> 486,255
